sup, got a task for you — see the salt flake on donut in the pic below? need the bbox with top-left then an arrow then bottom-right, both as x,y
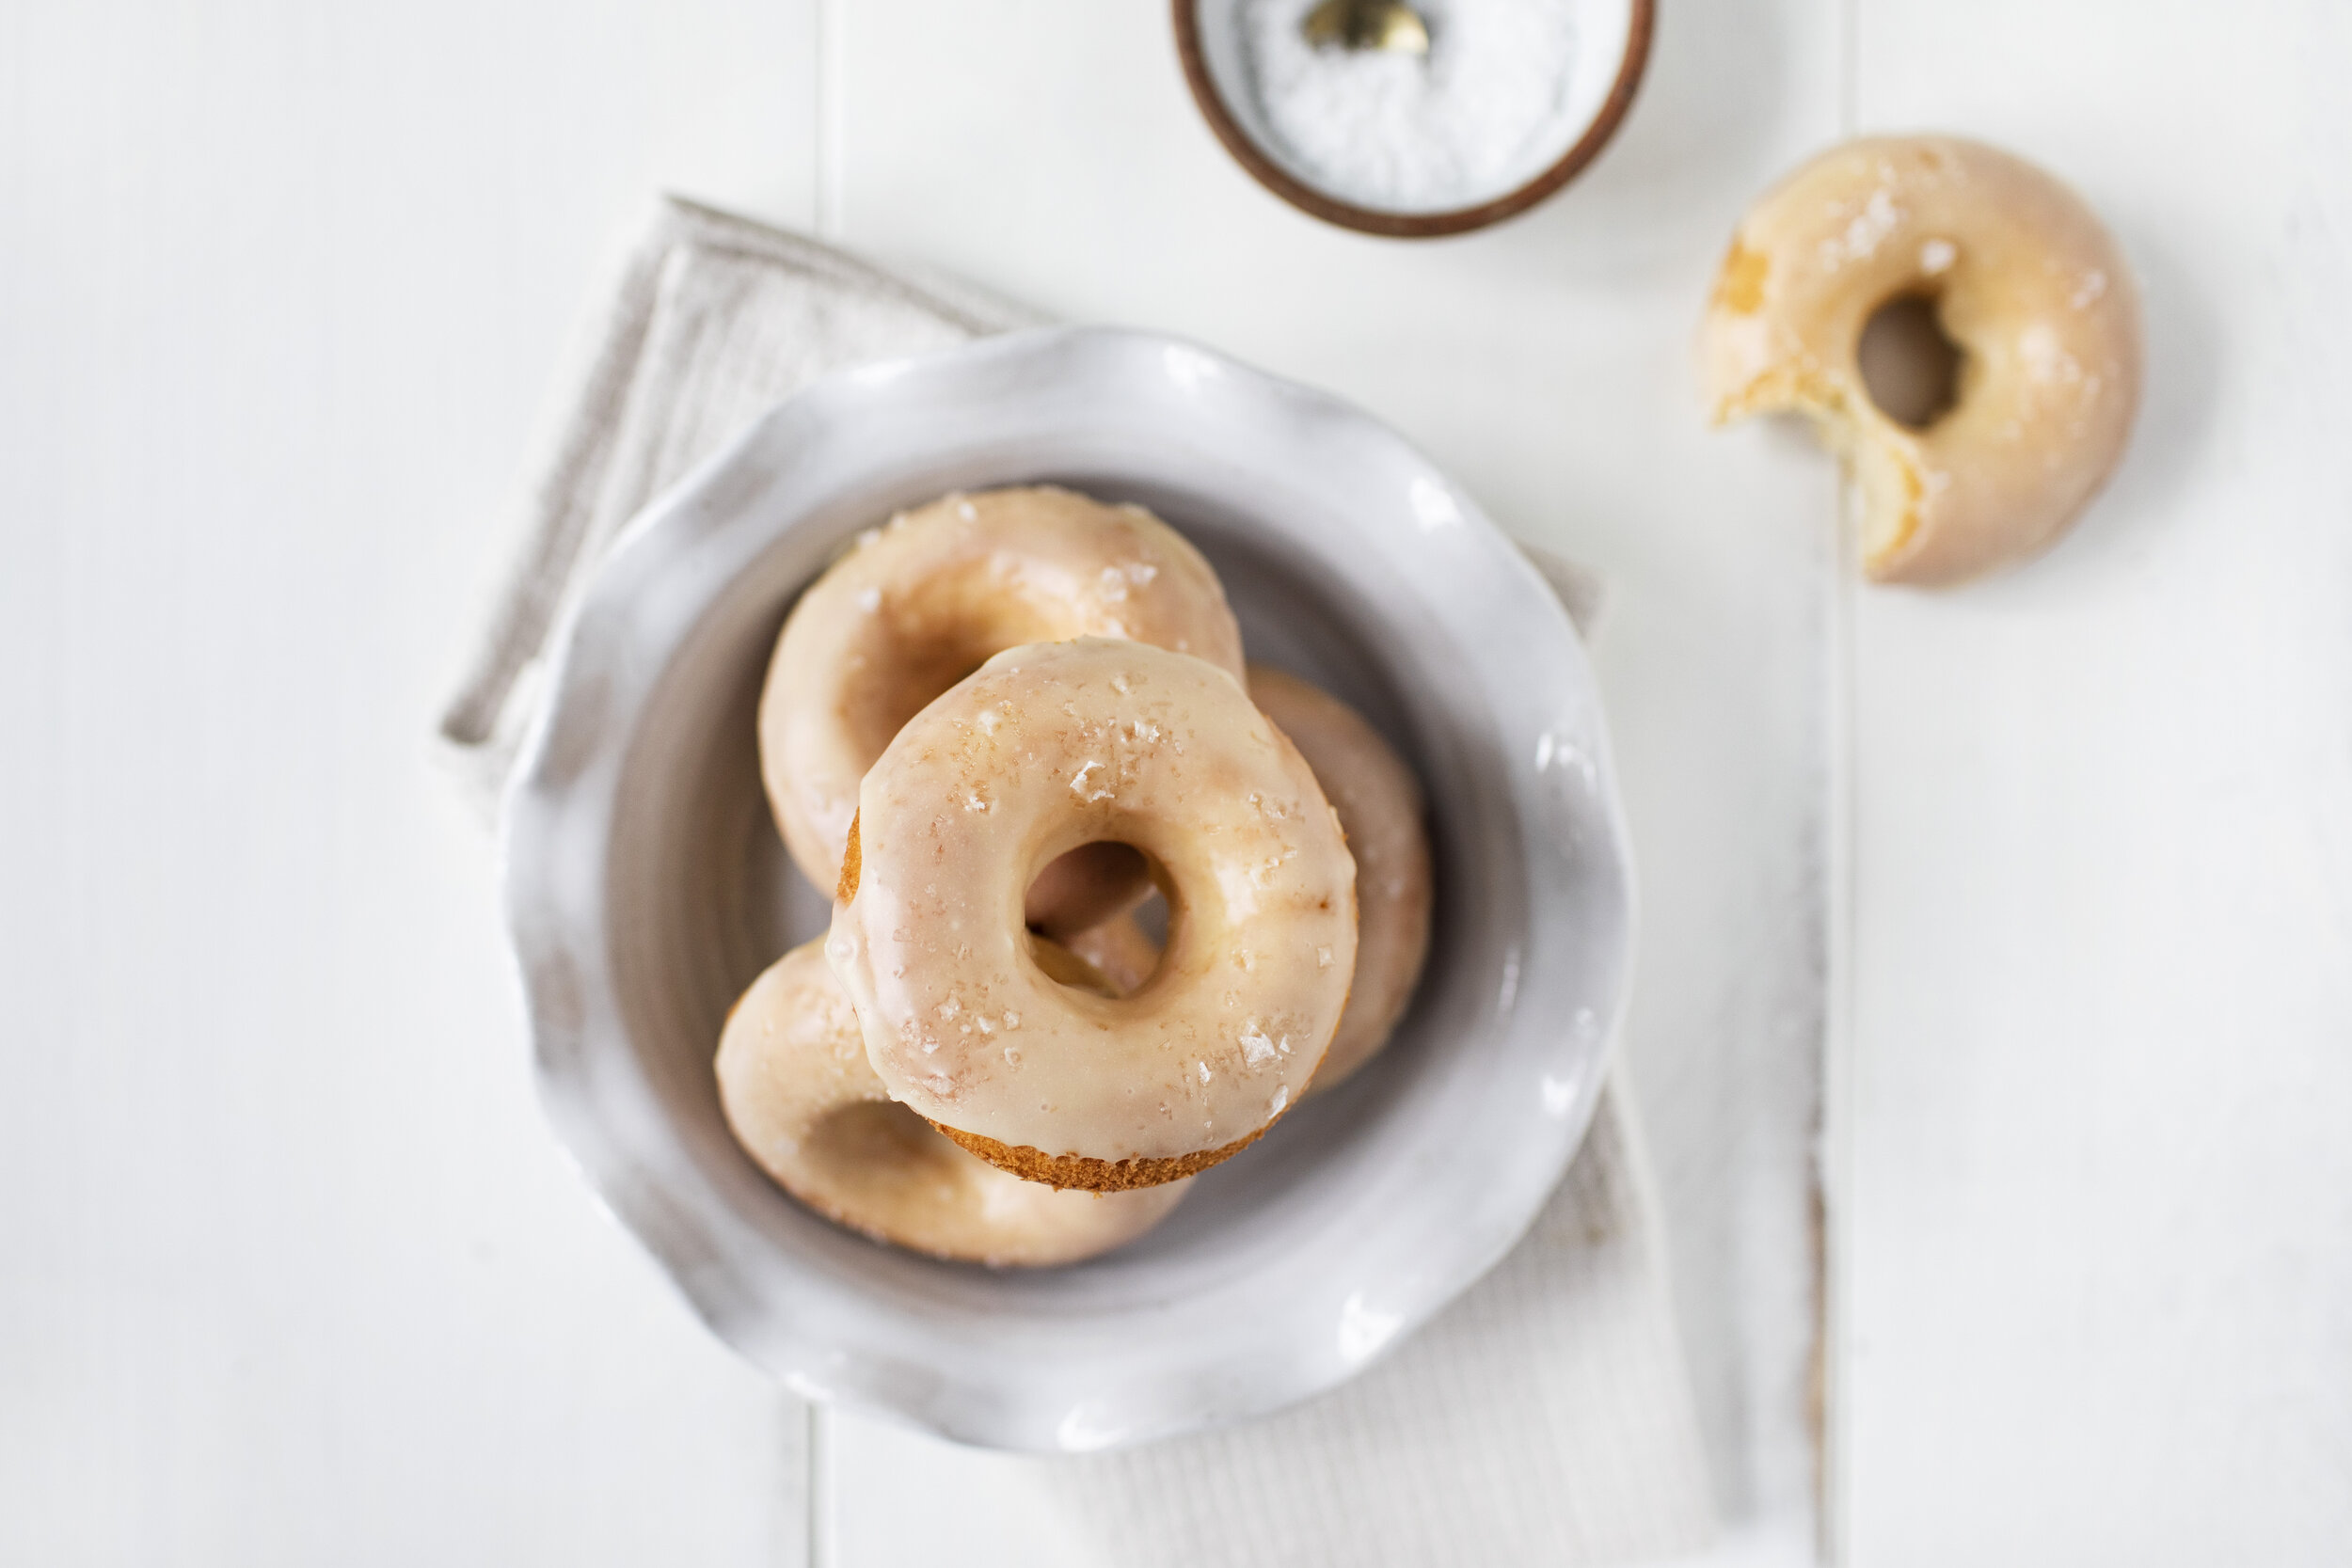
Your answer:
1700,135 -> 2143,585
827,639 -> 1357,1191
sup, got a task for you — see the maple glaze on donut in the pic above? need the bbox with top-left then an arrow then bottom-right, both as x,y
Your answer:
826,639 -> 1356,1191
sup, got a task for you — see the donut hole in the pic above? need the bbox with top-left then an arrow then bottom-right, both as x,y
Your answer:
841,585 -> 1068,762
1857,293 -> 1964,429
1023,840 -> 1152,936
1131,885 -> 1169,948
805,1099 -> 962,1178
1067,884 -> 1170,996
844,633 -> 997,761
1025,845 -> 1171,996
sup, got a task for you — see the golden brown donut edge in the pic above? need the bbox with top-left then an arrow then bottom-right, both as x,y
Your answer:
930,1113 -> 1286,1192
836,812 -> 861,904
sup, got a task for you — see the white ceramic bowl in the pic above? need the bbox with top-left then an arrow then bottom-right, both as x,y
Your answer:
501,326 -> 1632,1451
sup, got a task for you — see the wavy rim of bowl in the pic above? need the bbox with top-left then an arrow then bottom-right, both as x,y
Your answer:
499,325 -> 1637,1450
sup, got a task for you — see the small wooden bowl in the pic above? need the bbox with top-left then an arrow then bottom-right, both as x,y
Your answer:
1173,0 -> 1655,239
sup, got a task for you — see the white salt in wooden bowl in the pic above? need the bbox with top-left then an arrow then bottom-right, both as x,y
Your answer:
1176,0 -> 1654,237
501,326 -> 1633,1450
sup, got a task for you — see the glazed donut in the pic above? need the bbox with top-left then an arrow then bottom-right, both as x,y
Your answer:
758,485 -> 1247,923
827,638 -> 1357,1191
1700,135 -> 2142,585
716,938 -> 1188,1267
1248,666 -> 1433,1091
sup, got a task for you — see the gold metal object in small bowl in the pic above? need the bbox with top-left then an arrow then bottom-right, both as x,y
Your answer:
1300,0 -> 1430,55
1174,0 -> 1656,239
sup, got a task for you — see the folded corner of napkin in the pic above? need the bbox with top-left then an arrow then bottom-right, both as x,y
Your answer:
434,193 -> 1045,821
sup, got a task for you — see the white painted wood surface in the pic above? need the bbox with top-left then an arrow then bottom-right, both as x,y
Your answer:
0,4 -> 815,1562
1833,3 -> 2352,1563
6,0 -> 2348,1562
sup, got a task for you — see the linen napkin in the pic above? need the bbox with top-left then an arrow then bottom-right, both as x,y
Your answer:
439,195 -> 1716,1565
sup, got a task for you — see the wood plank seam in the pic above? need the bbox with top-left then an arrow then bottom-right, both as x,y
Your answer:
1823,0 -> 1864,1561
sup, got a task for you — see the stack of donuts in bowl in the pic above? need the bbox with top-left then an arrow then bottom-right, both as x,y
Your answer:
714,484 -> 1434,1267
502,325 -> 1633,1445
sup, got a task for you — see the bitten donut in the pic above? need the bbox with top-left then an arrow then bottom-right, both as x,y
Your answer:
1700,135 -> 2142,585
1248,666 -> 1433,1091
716,939 -> 1188,1267
758,485 -> 1247,924
827,638 -> 1357,1191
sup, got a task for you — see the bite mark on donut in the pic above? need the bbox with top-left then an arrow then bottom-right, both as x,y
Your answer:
1888,463 -> 1924,560
1717,364 -> 1842,427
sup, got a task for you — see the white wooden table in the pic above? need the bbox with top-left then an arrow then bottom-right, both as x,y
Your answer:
4,2 -> 2346,1562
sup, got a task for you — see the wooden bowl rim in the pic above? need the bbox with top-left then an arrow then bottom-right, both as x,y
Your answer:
1170,0 -> 1657,239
